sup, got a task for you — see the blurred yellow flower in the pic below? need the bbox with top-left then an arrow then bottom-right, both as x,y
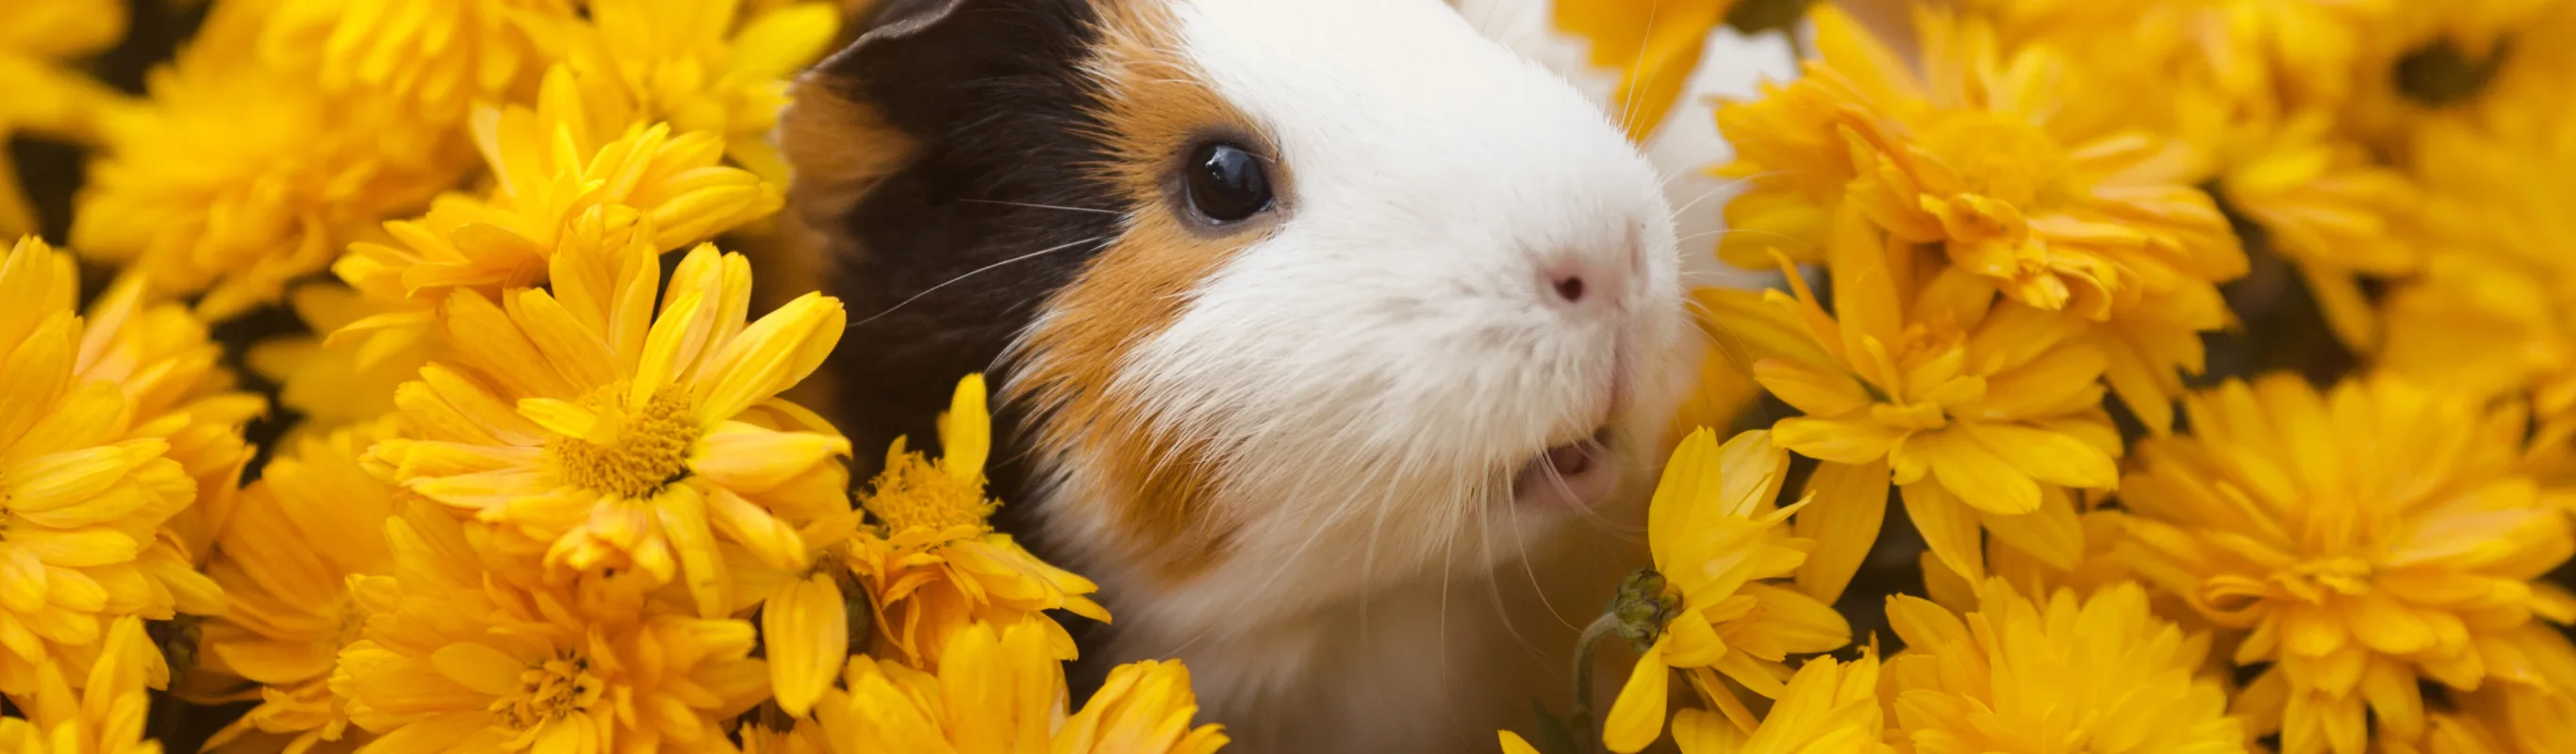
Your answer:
1551,0 -> 1737,143
335,65 -> 784,309
70,0 -> 471,320
2208,113 -> 2424,352
1881,579 -> 2246,754
0,0 -> 136,238
2119,374 -> 2576,754
255,0 -> 571,125
0,238 -> 203,697
1727,205 -> 2120,584
74,274 -> 268,564
801,617 -> 1225,754
190,418 -> 405,754
367,231 -> 849,618
0,616 -> 166,754
523,0 -> 841,184
768,373 -> 1107,716
246,282 -> 441,440
1667,650 -> 1888,754
334,504 -> 769,753
1958,0 -> 2391,114
1602,428 -> 1849,754
1714,4 -> 2245,432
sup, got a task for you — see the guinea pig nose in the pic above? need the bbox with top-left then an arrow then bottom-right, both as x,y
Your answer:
1552,274 -> 1587,303
1540,253 -> 1632,312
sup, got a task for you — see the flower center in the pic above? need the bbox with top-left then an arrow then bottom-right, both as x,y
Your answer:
2395,37 -> 2511,108
489,654 -> 604,730
859,451 -> 995,533
549,385 -> 701,500
1919,110 -> 2074,208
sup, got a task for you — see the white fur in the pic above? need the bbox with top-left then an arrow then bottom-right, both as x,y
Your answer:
1015,1 -> 1706,750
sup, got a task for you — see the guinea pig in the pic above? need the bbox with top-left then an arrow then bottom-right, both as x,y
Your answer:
776,0 -> 1701,750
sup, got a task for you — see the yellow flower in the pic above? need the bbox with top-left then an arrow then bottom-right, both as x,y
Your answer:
247,282 -> 442,441
1881,579 -> 2247,754
1550,0 -> 1737,142
255,0 -> 572,125
335,65 -> 784,309
2340,0 -> 2572,153
0,237 -> 204,697
70,0 -> 472,320
368,224 -> 850,618
1667,651 -> 1890,754
1602,427 -> 1849,754
74,274 -> 269,564
1957,0 -> 2392,115
1713,4 -> 2245,433
190,418 -> 406,754
0,616 -> 167,754
800,617 -> 1226,754
0,0 -> 136,238
1726,204 -> 2120,584
2118,374 -> 2576,754
333,503 -> 770,753
766,373 -> 1107,714
523,0 -> 843,184
2208,112 -> 2424,352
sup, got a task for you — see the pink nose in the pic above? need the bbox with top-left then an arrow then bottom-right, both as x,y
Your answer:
1541,242 -> 1639,312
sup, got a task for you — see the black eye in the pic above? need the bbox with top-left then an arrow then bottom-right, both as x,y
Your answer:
1182,141 -> 1273,223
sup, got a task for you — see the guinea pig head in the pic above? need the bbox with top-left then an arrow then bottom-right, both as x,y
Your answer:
782,0 -> 1695,625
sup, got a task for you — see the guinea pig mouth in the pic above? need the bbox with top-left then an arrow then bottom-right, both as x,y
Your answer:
1511,427 -> 1619,512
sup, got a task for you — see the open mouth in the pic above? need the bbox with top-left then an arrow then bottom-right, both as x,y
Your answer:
1511,426 -> 1619,511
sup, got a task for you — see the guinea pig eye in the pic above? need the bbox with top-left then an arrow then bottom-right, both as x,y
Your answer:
1181,141 -> 1273,223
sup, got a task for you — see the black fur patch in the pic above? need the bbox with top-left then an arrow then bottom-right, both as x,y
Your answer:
802,0 -> 1128,691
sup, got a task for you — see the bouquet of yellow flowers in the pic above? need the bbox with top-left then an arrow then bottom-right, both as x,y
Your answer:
4,0 -> 2573,753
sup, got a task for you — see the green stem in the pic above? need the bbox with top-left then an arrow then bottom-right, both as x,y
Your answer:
1569,612 -> 1624,753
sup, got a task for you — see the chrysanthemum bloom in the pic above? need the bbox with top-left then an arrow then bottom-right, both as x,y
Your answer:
523,0 -> 842,184
255,0 -> 572,126
2119,374 -> 2576,754
1671,650 -> 1889,754
1881,579 -> 2247,754
0,0 -> 136,238
801,617 -> 1227,753
2205,112 -> 2423,352
1602,428 -> 1850,754
0,238 -> 206,697
74,275 -> 269,562
1550,0 -> 1737,143
336,65 -> 784,311
0,616 -> 166,754
69,0 -> 472,320
189,418 -> 405,754
1713,4 -> 2246,433
368,228 -> 848,618
767,373 -> 1107,714
334,504 -> 769,753
2339,0 -> 2573,153
1719,205 -> 2121,585
1957,0 -> 2391,113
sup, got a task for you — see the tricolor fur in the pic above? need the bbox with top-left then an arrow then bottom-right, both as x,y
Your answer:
780,0 -> 1699,750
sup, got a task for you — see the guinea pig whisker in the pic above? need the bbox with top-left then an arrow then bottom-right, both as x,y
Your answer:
958,198 -> 1121,215
847,235 -> 1107,327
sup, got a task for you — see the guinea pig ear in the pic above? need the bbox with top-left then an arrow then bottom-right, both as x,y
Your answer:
810,0 -> 968,74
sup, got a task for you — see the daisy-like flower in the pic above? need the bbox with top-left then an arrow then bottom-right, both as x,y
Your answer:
0,616 -> 166,754
801,616 -> 1228,754
190,418 -> 405,754
2118,374 -> 2576,754
1713,4 -> 2246,432
2206,112 -> 2424,352
522,0 -> 843,184
0,0 -> 135,238
335,65 -> 784,310
333,503 -> 770,753
1725,204 -> 2121,585
254,0 -> 573,126
1957,0 -> 2393,114
1880,579 -> 2247,754
74,274 -> 269,562
69,0 -> 472,320
1671,650 -> 1889,754
0,238 -> 204,697
1601,427 -> 1850,754
766,373 -> 1107,714
367,223 -> 849,619
1549,0 -> 1738,143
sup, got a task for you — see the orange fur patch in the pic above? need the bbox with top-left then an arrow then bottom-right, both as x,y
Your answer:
1009,0 -> 1283,585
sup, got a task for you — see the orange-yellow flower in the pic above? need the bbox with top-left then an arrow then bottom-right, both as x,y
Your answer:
1550,0 -> 1739,143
